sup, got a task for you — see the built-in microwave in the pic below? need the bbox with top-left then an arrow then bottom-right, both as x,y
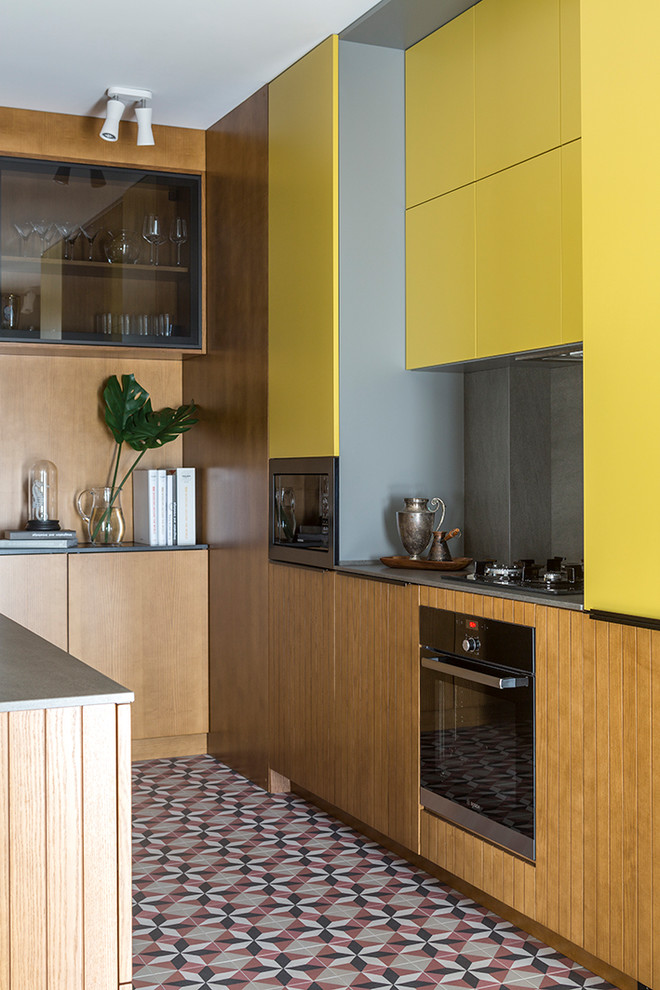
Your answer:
268,457 -> 338,567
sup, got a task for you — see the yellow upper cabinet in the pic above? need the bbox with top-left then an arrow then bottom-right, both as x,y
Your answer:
475,0 -> 561,179
268,36 -> 339,459
561,139 -> 582,344
560,0 -> 581,143
476,148 -> 562,358
405,8 -> 475,207
406,185 -> 476,368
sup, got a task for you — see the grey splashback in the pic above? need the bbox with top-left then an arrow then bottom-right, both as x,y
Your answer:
338,41 -> 464,562
464,362 -> 583,563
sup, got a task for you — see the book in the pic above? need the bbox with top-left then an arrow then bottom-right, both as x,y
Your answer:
0,538 -> 77,549
5,529 -> 77,540
165,470 -> 176,546
132,469 -> 160,546
157,469 -> 167,546
176,467 -> 196,546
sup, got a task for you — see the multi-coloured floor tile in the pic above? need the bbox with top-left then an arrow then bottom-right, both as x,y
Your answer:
132,755 -> 615,990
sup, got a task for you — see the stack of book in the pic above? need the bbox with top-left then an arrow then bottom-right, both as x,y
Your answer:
133,467 -> 196,547
0,530 -> 78,549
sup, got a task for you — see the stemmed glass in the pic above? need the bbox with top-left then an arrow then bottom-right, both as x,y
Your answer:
169,217 -> 188,267
13,221 -> 33,257
32,219 -> 54,256
142,214 -> 166,266
55,221 -> 80,261
80,224 -> 100,262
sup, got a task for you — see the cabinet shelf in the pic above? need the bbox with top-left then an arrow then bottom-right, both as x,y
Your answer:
2,255 -> 188,276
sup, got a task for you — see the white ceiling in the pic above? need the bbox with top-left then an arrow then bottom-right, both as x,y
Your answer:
0,0 -> 382,131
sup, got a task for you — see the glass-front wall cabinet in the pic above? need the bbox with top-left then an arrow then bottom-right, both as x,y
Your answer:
0,156 -> 201,349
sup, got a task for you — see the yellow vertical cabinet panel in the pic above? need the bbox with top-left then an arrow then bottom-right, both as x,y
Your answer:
560,0 -> 581,143
406,185 -> 476,368
475,0 -> 561,179
269,36 -> 339,459
581,0 -> 660,620
405,8 -> 475,207
561,140 -> 583,344
476,149 -> 562,358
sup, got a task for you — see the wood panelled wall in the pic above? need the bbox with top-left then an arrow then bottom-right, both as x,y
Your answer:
418,586 -> 657,990
0,701 -> 132,990
182,87 -> 270,787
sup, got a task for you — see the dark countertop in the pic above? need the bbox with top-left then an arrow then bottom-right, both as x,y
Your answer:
336,561 -> 584,611
0,613 -> 134,713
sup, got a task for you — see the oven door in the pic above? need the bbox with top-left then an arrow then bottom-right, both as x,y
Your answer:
420,648 -> 535,860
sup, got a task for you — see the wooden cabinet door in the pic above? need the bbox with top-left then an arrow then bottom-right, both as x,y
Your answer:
406,185 -> 476,368
405,7 -> 475,207
68,549 -> 208,753
334,575 -> 419,851
0,554 -> 68,649
268,36 -> 339,459
475,0 -> 561,179
269,563 -> 335,804
476,148 -> 562,358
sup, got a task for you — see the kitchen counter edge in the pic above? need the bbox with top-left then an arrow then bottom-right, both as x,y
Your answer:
0,613 -> 134,713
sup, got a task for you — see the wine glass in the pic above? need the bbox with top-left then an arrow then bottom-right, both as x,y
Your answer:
142,214 -> 166,266
32,219 -> 54,256
55,221 -> 80,261
169,217 -> 188,267
80,224 -> 100,261
13,221 -> 33,257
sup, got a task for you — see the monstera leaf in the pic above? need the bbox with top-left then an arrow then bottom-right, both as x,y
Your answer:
103,374 -> 151,444
125,402 -> 198,451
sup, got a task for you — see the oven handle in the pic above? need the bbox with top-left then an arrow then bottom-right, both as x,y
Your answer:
421,656 -> 530,690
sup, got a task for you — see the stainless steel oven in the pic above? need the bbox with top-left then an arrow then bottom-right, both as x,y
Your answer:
420,606 -> 535,860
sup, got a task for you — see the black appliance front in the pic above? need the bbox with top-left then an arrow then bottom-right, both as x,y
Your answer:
268,457 -> 338,568
419,607 -> 535,860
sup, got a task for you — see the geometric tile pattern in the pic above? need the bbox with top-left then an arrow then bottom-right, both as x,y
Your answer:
132,755 -> 616,990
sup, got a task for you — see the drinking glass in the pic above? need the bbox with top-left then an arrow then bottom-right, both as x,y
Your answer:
142,214 -> 166,266
169,217 -> 188,266
80,224 -> 100,261
13,221 -> 33,256
33,219 -> 54,256
55,221 -> 80,261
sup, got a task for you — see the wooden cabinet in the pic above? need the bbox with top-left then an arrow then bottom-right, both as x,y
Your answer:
268,36 -> 339,459
334,575 -> 419,851
476,149 -> 563,358
0,553 -> 68,649
475,0 -> 561,179
269,563 -> 335,803
0,156 -> 201,352
68,549 -> 209,759
0,700 -> 132,990
405,7 -> 475,207
406,185 -> 476,368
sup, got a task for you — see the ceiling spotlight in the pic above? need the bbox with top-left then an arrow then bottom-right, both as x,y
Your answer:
100,87 -> 154,145
136,101 -> 154,146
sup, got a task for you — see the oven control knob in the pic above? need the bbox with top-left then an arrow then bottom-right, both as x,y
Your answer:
462,636 -> 480,653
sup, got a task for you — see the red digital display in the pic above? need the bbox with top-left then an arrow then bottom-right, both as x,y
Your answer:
468,620 -> 478,629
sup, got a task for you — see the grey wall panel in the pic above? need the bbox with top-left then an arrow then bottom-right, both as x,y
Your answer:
338,41 -> 464,562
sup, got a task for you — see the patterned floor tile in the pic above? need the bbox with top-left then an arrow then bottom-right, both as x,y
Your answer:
132,756 -> 617,990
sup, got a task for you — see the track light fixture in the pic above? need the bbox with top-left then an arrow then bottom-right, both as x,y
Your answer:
100,87 -> 155,145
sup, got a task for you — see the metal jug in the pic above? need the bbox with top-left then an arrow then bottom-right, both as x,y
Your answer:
396,496 -> 446,559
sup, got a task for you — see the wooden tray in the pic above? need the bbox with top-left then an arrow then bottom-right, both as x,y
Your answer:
380,556 -> 472,571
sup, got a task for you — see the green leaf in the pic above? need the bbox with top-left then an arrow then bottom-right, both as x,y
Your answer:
103,374 -> 151,444
124,402 -> 198,451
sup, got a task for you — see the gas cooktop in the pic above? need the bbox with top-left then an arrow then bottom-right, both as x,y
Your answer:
445,557 -> 584,597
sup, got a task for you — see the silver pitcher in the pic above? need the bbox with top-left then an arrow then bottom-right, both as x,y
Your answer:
396,496 -> 446,559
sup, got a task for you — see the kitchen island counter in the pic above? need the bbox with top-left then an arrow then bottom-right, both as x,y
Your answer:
0,611 -> 133,712
336,560 -> 584,611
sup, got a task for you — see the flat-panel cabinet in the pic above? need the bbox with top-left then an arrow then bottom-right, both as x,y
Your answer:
68,549 -> 209,758
0,553 -> 68,649
405,7 -> 475,207
476,148 -> 563,358
268,37 -> 339,459
406,185 -> 476,368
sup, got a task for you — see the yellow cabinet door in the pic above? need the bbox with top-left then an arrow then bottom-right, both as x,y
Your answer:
405,7 -> 475,207
268,36 -> 339,459
406,184 -> 476,368
561,139 -> 582,344
475,0 -> 561,179
476,149 -> 562,358
560,0 -> 581,143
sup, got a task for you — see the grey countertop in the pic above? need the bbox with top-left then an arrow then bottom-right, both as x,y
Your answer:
336,561 -> 584,611
0,614 -> 134,713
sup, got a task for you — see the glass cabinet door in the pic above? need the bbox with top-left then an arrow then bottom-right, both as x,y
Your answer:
0,156 -> 201,349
